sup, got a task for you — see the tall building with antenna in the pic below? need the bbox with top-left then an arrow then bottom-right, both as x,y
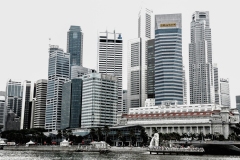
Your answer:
97,30 -> 123,112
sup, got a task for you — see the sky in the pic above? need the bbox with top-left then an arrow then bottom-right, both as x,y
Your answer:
0,0 -> 239,107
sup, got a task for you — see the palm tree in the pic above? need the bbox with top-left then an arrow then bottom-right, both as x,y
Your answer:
103,126 -> 110,142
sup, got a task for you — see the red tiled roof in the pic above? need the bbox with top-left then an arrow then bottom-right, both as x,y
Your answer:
123,111 -> 216,119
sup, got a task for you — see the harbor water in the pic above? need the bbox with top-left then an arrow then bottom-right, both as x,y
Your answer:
0,150 -> 240,160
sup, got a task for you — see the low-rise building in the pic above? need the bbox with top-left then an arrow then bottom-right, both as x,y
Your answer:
117,101 -> 239,139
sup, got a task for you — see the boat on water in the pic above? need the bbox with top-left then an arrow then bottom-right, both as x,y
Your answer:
75,141 -> 110,153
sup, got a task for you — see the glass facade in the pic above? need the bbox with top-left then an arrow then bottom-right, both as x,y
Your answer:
147,39 -> 155,98
67,26 -> 83,77
0,96 -> 5,128
45,45 -> 70,131
154,14 -> 183,105
5,80 -> 22,117
61,79 -> 83,129
20,80 -> 32,129
236,96 -> 240,118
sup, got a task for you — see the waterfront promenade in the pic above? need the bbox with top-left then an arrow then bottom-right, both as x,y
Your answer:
3,145 -> 148,153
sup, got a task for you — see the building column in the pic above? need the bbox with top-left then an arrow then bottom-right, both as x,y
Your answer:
210,126 -> 212,134
149,127 -> 152,136
166,127 -> 169,133
203,126 -> 206,135
190,126 -> 193,133
161,127 -> 163,133
178,127 -> 180,134
197,126 -> 199,133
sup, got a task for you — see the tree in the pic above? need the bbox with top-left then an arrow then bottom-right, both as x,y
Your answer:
140,128 -> 148,146
103,126 -> 110,142
129,129 -> 135,146
90,128 -> 96,142
96,127 -> 102,142
116,130 -> 122,146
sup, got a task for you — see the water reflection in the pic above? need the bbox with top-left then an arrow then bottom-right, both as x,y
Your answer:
0,150 -> 240,160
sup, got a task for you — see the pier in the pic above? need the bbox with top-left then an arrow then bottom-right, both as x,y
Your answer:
149,147 -> 205,155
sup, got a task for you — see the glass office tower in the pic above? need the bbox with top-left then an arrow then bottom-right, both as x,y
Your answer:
67,26 -> 83,77
61,78 -> 83,129
154,13 -> 184,105
45,45 -> 70,131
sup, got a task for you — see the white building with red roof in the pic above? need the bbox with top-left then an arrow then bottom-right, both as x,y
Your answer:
117,101 -> 239,139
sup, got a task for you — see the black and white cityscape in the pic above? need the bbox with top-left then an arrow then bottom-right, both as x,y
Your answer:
1,1 -> 240,156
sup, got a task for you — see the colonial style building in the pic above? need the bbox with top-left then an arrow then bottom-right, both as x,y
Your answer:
117,101 -> 239,139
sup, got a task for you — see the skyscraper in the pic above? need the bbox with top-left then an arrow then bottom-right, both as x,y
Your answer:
98,31 -> 123,112
4,80 -> 22,117
67,26 -> 83,76
81,73 -> 118,128
154,13 -> 184,105
220,78 -> 231,107
20,80 -> 32,129
214,64 -> 220,104
33,79 -> 47,128
147,39 -> 155,99
61,78 -> 83,129
122,90 -> 128,114
128,7 -> 153,109
0,94 -> 5,129
236,96 -> 240,116
189,11 -> 215,104
45,45 -> 70,131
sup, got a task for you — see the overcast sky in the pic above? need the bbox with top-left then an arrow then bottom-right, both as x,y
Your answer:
0,0 -> 239,107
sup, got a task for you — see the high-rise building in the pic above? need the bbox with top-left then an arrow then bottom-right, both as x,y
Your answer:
122,90 -> 128,114
33,79 -> 47,128
45,45 -> 70,131
0,94 -> 5,129
71,65 -> 96,79
67,26 -> 83,67
81,73 -> 118,128
128,7 -> 153,109
5,110 -> 20,131
189,11 -> 215,104
61,78 -> 83,129
147,39 -> 155,99
154,13 -> 184,105
4,80 -> 22,130
98,31 -> 123,113
183,66 -> 187,105
220,78 -> 231,107
214,64 -> 220,104
236,96 -> 240,116
20,80 -> 32,129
